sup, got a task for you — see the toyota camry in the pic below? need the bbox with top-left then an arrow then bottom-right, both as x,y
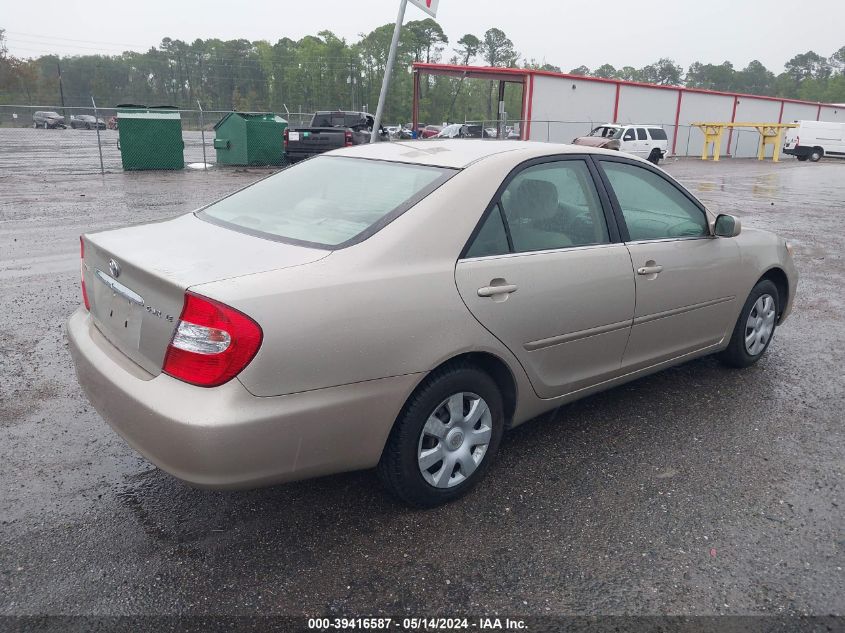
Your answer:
67,141 -> 797,507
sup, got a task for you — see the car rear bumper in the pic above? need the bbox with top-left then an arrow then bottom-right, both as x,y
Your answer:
67,308 -> 420,489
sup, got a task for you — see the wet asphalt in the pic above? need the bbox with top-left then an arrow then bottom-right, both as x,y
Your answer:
0,130 -> 843,623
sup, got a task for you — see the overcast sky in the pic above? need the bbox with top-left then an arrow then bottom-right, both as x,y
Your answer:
3,0 -> 844,72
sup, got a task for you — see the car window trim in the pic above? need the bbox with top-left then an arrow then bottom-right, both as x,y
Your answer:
459,154 -> 623,260
460,241 -> 624,263
589,154 -> 712,243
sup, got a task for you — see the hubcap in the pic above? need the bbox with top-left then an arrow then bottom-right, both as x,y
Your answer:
744,293 -> 776,356
417,392 -> 493,489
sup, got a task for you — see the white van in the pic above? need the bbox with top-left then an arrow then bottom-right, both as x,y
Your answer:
572,124 -> 670,164
783,120 -> 845,162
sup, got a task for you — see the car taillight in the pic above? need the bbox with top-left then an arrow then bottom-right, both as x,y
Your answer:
80,236 -> 90,311
345,130 -> 353,147
162,292 -> 262,388
283,127 -> 289,149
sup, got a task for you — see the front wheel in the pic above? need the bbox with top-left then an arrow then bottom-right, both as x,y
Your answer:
718,279 -> 779,368
378,365 -> 504,507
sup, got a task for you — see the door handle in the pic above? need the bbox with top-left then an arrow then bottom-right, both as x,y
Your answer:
478,283 -> 518,297
637,265 -> 663,275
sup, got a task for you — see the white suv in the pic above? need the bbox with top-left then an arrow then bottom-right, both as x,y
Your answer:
572,124 -> 670,164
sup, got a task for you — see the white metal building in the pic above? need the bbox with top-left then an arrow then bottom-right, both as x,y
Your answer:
412,63 -> 845,158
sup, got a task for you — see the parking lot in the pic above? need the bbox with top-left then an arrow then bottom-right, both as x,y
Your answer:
1,134 -> 843,625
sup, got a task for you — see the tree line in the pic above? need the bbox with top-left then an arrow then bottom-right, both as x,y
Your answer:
1,25 -> 843,125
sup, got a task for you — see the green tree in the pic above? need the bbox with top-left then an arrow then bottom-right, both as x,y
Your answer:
568,65 -> 590,76
736,60 -> 775,95
686,61 -> 736,91
640,58 -> 683,85
480,28 -> 518,118
593,64 -> 618,79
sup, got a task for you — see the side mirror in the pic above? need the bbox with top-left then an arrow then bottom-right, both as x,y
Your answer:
714,214 -> 741,238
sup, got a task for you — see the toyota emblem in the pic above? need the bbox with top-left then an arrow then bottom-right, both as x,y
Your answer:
108,258 -> 121,278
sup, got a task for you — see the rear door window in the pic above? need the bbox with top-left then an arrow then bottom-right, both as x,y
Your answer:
636,128 -> 648,140
499,160 -> 609,252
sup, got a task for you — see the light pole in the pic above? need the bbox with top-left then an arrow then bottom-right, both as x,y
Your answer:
370,0 -> 408,143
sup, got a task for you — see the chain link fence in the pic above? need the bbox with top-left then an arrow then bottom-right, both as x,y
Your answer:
0,104 -> 315,176
466,118 -> 771,160
0,104 -> 785,177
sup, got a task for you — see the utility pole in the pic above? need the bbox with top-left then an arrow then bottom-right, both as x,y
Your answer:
370,0 -> 408,143
57,62 -> 67,126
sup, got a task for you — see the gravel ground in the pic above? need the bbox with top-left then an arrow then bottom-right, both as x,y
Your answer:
0,135 -> 843,629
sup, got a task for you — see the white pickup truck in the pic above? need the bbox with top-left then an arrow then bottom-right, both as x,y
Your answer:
572,124 -> 670,164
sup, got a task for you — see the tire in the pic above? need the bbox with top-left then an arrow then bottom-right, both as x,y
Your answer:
796,155 -> 808,162
85,123 -> 91,130
809,148 -> 823,162
718,279 -> 779,368
647,149 -> 661,165
32,122 -> 37,129
378,364 -> 505,507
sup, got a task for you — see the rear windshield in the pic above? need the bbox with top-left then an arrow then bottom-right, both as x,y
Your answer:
648,128 -> 668,140
199,156 -> 455,248
312,112 -> 369,128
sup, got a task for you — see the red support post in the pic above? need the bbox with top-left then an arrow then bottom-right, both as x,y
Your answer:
412,70 -> 420,135
726,96 -> 739,157
671,89 -> 683,155
612,82 -> 621,123
525,74 -> 534,140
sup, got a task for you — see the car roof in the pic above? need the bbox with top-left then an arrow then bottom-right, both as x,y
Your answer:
599,123 -> 664,128
329,139 -> 631,168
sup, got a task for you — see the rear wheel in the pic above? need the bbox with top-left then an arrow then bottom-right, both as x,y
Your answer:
647,148 -> 661,165
378,365 -> 504,507
796,154 -> 808,162
809,147 -> 823,162
718,279 -> 779,368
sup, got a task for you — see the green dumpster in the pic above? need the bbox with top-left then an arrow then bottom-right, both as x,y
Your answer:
116,104 -> 184,170
213,112 -> 288,166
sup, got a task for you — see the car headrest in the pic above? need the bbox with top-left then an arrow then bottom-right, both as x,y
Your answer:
508,179 -> 559,221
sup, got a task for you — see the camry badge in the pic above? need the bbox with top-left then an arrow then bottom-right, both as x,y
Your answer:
108,258 -> 121,278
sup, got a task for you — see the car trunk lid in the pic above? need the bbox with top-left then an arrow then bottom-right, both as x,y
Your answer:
82,213 -> 329,375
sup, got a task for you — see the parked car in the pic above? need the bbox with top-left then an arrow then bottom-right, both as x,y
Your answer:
68,141 -> 796,507
70,115 -> 106,130
573,124 -> 669,164
284,110 -> 379,162
434,124 -> 493,139
420,124 -> 442,138
783,120 -> 845,162
32,111 -> 65,129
